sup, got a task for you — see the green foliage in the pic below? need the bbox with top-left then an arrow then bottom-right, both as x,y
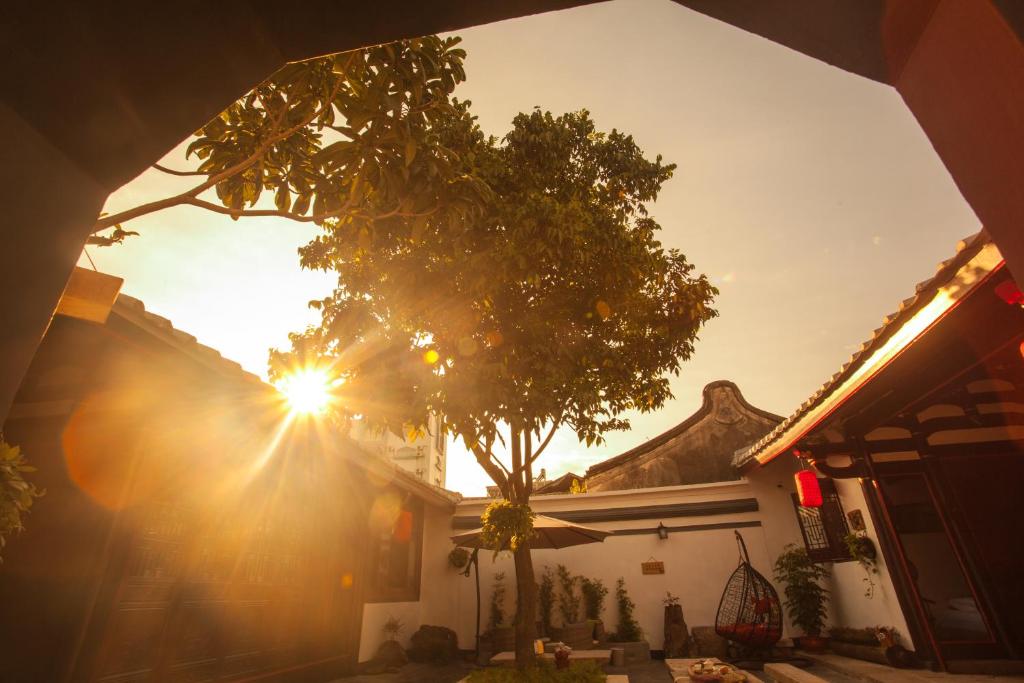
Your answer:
467,659 -> 604,682
480,501 -> 535,558
611,577 -> 643,642
773,544 -> 830,636
556,564 -> 580,625
277,103 -> 717,463
580,577 -> 608,621
448,546 -> 470,569
382,616 -> 404,641
0,440 -> 43,561
489,571 -> 507,632
93,35 -> 489,246
539,567 -> 555,634
844,532 -> 879,598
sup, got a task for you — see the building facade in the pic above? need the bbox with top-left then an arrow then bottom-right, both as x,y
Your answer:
349,414 -> 448,488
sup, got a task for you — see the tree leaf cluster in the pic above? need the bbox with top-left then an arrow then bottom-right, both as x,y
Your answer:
0,440 -> 43,561
278,105 -> 718,477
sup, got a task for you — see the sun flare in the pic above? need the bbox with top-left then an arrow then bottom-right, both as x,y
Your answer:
277,368 -> 333,415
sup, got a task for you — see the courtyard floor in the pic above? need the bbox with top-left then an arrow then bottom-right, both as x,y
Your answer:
329,659 -> 673,683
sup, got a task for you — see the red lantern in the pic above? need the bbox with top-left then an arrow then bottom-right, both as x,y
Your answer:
995,280 -> 1024,306
795,469 -> 823,507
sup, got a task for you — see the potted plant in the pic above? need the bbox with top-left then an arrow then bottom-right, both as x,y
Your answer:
580,576 -> 608,641
448,546 -> 470,570
486,572 -> 514,653
773,545 -> 830,652
607,578 -> 650,663
539,567 -> 555,637
844,532 -> 879,598
552,565 -> 591,648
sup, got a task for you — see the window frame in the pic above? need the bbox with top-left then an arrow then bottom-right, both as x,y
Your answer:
791,478 -> 853,563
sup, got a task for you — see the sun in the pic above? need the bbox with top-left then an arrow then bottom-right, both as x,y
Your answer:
276,368 -> 333,415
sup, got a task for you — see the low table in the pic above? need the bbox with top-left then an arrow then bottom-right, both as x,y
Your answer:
490,649 -> 612,667
665,658 -> 763,683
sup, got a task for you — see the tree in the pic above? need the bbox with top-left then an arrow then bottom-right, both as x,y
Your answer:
276,107 -> 717,666
1,440 -> 43,562
88,35 -> 488,246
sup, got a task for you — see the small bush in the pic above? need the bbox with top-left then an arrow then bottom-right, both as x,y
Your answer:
556,564 -> 580,625
467,659 -> 604,682
489,572 -> 507,631
580,577 -> 608,621
610,577 -> 643,642
539,567 -> 555,634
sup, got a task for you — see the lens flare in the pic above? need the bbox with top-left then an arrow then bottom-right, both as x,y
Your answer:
277,368 -> 333,415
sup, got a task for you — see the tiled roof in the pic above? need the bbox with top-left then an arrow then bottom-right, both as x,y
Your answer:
587,380 -> 782,477
112,293 -> 265,385
735,230 -> 995,468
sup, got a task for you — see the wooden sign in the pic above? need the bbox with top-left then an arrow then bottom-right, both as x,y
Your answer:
641,559 -> 665,575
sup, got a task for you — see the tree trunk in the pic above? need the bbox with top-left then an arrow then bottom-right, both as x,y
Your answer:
512,543 -> 538,669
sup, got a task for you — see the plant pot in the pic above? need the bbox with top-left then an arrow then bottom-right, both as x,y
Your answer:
797,635 -> 830,653
489,626 -> 515,653
608,640 -> 650,664
552,621 -> 593,649
852,536 -> 877,561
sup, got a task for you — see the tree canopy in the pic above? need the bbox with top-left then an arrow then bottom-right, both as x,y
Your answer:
90,35 -> 488,246
274,107 -> 717,499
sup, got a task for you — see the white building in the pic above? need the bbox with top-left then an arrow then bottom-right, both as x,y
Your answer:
350,414 -> 448,488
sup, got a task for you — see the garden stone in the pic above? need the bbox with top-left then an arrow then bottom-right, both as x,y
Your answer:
691,626 -> 729,658
409,625 -> 459,663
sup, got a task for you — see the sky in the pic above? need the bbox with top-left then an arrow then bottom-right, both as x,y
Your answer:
82,0 -> 979,496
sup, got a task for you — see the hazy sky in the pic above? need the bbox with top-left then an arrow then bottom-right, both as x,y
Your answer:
83,0 -> 979,496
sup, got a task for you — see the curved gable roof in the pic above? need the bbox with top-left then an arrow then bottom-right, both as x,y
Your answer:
586,380 -> 783,477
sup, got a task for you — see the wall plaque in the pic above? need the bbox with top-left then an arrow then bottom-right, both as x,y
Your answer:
641,559 -> 665,575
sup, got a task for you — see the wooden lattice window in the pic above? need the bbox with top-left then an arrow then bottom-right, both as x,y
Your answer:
792,478 -> 852,562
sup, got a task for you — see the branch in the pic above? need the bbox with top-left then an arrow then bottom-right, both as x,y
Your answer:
529,421 -> 560,465
93,76 -> 345,234
152,164 -> 206,177
471,442 -> 508,496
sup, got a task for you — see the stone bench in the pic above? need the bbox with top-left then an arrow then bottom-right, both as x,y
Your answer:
489,649 -> 612,667
764,663 -> 830,683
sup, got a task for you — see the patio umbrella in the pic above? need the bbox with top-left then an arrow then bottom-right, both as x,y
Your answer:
451,514 -> 613,550
450,515 -> 613,658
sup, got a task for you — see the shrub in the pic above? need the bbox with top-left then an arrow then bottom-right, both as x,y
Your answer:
773,544 -> 830,636
610,577 -> 643,642
467,659 -> 604,682
539,567 -> 555,634
556,564 -> 580,625
489,571 -> 507,632
580,577 -> 608,621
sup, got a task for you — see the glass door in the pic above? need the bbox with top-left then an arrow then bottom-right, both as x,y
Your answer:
877,472 -> 1003,659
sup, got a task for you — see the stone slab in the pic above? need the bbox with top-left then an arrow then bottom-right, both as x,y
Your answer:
764,663 -> 830,683
489,649 -> 612,667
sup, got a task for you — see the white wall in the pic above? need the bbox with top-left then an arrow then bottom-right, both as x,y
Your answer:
435,481 -> 776,651
827,476 -> 912,645
359,502 -> 467,662
745,456 -> 913,646
360,467 -> 917,661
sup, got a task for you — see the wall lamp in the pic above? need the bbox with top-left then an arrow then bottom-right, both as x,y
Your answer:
657,522 -> 669,540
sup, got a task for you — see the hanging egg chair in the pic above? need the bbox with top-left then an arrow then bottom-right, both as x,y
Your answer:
715,530 -> 782,649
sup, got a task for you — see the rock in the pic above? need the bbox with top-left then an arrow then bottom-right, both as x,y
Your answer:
372,639 -> 408,668
691,626 -> 729,659
664,604 -> 690,658
409,625 -> 459,664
